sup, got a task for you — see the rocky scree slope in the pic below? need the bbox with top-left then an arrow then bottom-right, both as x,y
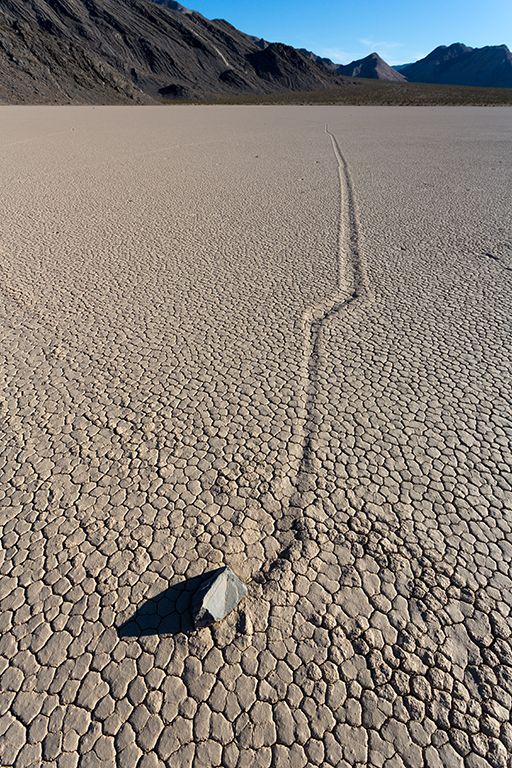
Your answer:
0,10 -> 152,104
0,0 -> 350,103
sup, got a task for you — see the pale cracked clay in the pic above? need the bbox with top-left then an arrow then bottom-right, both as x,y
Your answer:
0,105 -> 511,768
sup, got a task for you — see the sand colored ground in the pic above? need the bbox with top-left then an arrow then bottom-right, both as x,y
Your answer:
0,105 -> 511,768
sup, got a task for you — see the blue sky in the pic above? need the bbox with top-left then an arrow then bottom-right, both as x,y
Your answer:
185,0 -> 512,65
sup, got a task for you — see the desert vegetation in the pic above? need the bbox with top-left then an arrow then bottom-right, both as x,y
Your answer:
166,78 -> 512,106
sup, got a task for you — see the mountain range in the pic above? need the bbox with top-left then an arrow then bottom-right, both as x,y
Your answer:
0,0 -> 510,104
303,44 -> 512,89
398,43 -> 512,88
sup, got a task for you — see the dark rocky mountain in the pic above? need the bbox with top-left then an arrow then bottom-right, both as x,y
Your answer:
0,0 -> 350,104
336,52 -> 407,81
246,43 -> 347,91
0,9 -> 153,103
400,43 -> 512,88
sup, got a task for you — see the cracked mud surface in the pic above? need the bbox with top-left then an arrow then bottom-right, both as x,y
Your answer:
1,105 -> 512,768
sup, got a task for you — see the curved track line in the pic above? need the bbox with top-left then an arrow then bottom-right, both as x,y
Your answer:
268,124 -> 372,565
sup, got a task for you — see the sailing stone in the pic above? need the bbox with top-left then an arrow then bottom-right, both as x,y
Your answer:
191,566 -> 247,629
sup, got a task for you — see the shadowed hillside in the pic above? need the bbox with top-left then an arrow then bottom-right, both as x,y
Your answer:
0,0 -> 350,104
401,43 -> 512,88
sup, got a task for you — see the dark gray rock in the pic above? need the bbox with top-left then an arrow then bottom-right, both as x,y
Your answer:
192,567 -> 247,629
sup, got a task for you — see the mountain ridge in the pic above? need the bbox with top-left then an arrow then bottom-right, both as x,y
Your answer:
0,0 -> 350,104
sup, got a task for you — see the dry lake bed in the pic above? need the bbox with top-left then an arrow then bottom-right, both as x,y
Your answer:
1,105 -> 511,768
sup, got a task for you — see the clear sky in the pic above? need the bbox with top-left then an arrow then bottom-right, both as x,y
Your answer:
184,0 -> 512,65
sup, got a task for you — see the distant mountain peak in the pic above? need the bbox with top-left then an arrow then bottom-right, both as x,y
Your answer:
336,52 -> 407,82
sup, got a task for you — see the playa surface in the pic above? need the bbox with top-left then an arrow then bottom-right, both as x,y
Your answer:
1,105 -> 511,768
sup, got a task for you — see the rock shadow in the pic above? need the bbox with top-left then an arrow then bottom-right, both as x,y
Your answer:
118,569 -> 222,638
